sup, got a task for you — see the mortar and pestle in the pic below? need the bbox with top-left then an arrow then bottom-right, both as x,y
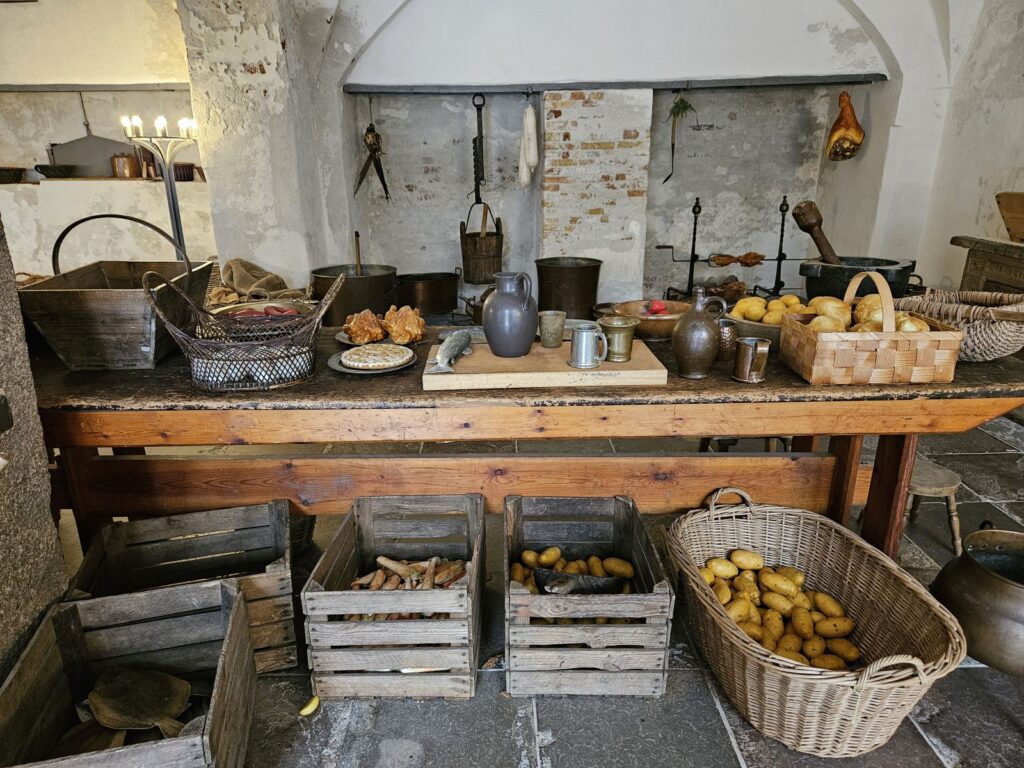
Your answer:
792,201 -> 916,299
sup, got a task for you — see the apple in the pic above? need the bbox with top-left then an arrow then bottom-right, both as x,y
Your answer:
648,299 -> 667,315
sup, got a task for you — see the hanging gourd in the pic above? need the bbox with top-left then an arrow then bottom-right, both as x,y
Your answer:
826,91 -> 865,161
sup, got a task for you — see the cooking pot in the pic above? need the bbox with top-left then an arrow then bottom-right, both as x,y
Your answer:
397,269 -> 461,315
800,258 -> 917,299
931,528 -> 1024,675
310,263 -> 396,326
459,286 -> 494,325
535,257 -> 602,319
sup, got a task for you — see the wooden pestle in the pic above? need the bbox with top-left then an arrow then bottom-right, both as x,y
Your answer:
354,230 -> 362,276
791,201 -> 842,265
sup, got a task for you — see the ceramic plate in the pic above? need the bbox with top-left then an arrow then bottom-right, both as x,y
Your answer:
326,351 -> 417,375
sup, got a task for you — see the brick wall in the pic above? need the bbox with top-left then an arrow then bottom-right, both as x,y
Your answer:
541,89 -> 653,301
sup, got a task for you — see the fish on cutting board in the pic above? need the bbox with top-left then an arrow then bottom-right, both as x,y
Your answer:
427,329 -> 473,373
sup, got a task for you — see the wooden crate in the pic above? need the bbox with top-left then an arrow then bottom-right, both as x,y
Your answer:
67,501 -> 296,674
504,495 -> 675,697
0,581 -> 255,768
301,494 -> 484,699
18,260 -> 213,370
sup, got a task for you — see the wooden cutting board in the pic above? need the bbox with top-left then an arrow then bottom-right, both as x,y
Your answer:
422,340 -> 667,391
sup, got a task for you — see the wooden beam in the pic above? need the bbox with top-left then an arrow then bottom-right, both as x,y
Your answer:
860,435 -> 919,557
57,452 -> 867,520
827,435 -> 864,527
39,397 -> 1024,447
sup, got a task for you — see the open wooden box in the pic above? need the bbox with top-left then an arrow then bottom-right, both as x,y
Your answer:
504,495 -> 675,696
301,494 -> 484,699
67,502 -> 296,674
0,582 -> 255,768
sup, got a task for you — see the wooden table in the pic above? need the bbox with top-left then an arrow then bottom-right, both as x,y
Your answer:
32,330 -> 1024,557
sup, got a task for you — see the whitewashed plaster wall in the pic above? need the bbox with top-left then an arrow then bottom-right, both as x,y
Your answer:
0,181 -> 217,275
0,0 -> 188,85
918,0 -> 1024,288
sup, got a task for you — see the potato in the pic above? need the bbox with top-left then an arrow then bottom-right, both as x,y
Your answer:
791,608 -> 815,640
777,634 -> 803,652
553,558 -> 567,572
738,569 -> 757,582
564,561 -> 582,574
826,638 -> 862,663
737,621 -> 765,641
712,578 -> 732,605
775,649 -> 810,665
776,566 -> 805,588
521,550 -> 540,568
525,576 -> 539,595
810,610 -> 826,623
725,596 -> 752,623
760,572 -> 799,598
763,609 -> 785,640
785,303 -> 811,314
734,297 -> 766,309
809,315 -> 845,334
745,603 -> 762,624
767,299 -> 787,312
780,294 -> 801,307
854,294 -> 882,324
732,576 -> 760,606
510,562 -> 527,584
802,635 -> 826,659
762,309 -> 785,325
744,305 -> 767,322
621,582 -> 632,595
588,556 -> 607,578
537,547 -> 561,567
897,315 -> 930,333
811,654 -> 846,671
760,633 -> 778,652
815,617 -> 855,638
698,566 -> 715,585
729,549 -> 765,570
762,592 -> 794,617
602,557 -> 635,579
791,592 -> 812,610
850,320 -> 883,332
706,557 -> 738,579
813,592 -> 845,618
808,296 -> 851,328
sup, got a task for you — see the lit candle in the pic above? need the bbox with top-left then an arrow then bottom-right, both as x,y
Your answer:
130,115 -> 143,137
188,118 -> 199,140
178,118 -> 190,137
154,116 -> 168,137
120,116 -> 132,138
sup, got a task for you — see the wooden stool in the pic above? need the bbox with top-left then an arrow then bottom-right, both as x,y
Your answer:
904,455 -> 963,556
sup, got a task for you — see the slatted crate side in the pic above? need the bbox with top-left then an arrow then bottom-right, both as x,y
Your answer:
356,494 -> 481,569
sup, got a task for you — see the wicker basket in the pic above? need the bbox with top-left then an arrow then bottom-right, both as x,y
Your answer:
460,202 -> 503,284
781,271 -> 963,384
894,289 -> 1024,361
666,488 -> 966,758
143,269 -> 344,392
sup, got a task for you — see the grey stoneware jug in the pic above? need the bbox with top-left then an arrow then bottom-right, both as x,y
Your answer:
671,286 -> 727,378
483,272 -> 538,357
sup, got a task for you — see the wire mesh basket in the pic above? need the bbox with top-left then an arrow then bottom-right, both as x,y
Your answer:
143,268 -> 344,392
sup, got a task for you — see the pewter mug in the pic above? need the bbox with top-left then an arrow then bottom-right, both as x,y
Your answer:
733,337 -> 770,383
569,322 -> 608,369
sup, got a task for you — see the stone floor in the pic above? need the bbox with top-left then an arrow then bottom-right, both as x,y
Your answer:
54,416 -> 1024,767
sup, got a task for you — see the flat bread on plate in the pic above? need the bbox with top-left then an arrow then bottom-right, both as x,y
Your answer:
339,343 -> 415,370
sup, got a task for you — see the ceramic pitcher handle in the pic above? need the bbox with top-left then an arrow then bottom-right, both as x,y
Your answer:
706,296 -> 727,319
517,273 -> 533,310
597,331 -> 608,362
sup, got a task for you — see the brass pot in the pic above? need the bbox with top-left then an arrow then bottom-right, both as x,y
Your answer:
931,528 -> 1024,675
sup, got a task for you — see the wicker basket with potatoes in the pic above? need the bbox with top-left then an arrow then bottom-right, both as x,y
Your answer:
667,487 -> 965,758
780,271 -> 962,385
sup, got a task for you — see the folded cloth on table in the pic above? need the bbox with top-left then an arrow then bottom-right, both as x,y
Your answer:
220,258 -> 306,302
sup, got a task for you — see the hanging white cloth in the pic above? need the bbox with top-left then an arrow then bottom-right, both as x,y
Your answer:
519,102 -> 539,187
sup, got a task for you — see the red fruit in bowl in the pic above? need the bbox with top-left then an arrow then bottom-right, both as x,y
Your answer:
648,300 -> 667,315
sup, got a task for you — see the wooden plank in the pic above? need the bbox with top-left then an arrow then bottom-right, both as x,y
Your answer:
309,647 -> 470,672
861,434 -> 920,557
507,670 -> 665,696
313,672 -> 474,699
306,619 -> 469,648
63,453 -> 849,516
303,588 -> 468,616
255,646 -> 298,674
129,548 -> 278,590
237,571 -> 292,600
120,503 -> 274,544
72,580 -> 222,628
509,648 -> 666,671
250,619 -> 296,649
509,593 -> 671,620
90,640 -> 225,676
206,595 -> 256,768
83,609 -> 223,659
827,435 -> 864,526
996,191 -> 1024,242
247,594 -> 294,627
373,516 -> 469,538
422,340 -> 668,390
40,396 -> 1024,446
20,736 -> 208,768
121,526 -> 274,568
508,623 -> 668,648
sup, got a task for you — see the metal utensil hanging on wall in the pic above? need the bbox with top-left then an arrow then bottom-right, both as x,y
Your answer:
353,96 -> 391,201
471,93 -> 486,203
460,94 -> 503,284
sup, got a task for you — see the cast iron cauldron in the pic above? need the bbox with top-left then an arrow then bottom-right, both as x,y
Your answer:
931,528 -> 1024,676
397,269 -> 461,316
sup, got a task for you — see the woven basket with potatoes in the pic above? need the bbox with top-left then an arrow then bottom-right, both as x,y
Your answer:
780,271 -> 962,385
667,488 -> 966,758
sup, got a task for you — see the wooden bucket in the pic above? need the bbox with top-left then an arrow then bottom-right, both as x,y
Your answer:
460,202 -> 503,285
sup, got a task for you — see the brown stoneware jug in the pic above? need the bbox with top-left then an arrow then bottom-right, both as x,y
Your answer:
671,287 -> 726,379
483,272 -> 538,357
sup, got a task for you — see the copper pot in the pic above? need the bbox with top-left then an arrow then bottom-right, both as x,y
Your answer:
931,528 -> 1024,675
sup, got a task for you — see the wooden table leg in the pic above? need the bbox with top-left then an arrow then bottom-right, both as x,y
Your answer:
792,435 -> 826,452
860,434 -> 919,557
826,435 -> 863,527
57,446 -> 106,548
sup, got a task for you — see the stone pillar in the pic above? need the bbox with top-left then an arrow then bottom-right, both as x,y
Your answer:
541,89 -> 653,302
0,216 -> 66,677
177,0 -> 325,289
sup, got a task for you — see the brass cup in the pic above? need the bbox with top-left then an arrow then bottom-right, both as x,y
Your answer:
598,316 -> 640,362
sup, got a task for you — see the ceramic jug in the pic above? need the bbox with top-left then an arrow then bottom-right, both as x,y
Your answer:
483,272 -> 538,357
671,286 -> 726,379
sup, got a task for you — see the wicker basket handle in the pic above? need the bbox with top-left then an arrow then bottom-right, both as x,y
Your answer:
142,269 -> 203,334
842,271 -> 896,332
52,214 -> 194,295
705,487 -> 757,514
854,654 -> 927,690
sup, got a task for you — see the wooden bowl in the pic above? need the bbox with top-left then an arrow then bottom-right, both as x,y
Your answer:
613,299 -> 690,339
